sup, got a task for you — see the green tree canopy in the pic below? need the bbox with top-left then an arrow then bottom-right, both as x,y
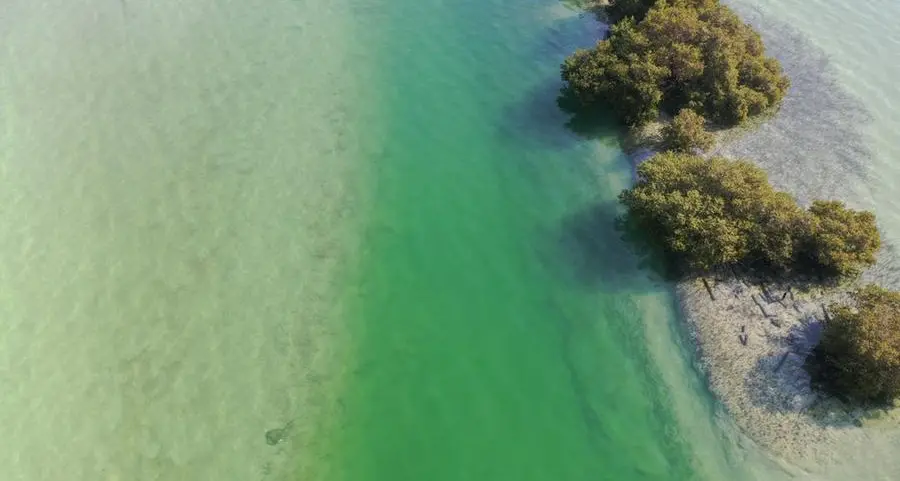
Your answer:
620,153 -> 768,271
800,200 -> 881,277
619,153 -> 880,276
563,0 -> 789,126
810,285 -> 900,405
561,29 -> 666,125
661,109 -> 714,153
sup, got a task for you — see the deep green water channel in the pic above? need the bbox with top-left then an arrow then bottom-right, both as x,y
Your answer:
335,1 -> 735,479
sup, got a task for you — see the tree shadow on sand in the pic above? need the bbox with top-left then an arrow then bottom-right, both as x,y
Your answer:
742,300 -> 896,430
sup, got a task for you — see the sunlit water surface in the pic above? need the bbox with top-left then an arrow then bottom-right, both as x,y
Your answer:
1,0 -> 898,480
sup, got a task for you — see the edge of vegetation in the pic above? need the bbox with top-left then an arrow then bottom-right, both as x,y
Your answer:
561,0 -> 900,408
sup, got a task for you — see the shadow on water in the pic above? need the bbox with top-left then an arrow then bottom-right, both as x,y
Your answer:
546,201 -> 677,294
557,202 -> 634,288
555,89 -> 625,144
496,79 -> 625,154
496,9 -> 613,150
501,51 -> 669,294
499,81 -> 585,151
508,79 -> 658,292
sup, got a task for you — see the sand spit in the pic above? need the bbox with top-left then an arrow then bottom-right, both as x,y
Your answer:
678,274 -> 900,467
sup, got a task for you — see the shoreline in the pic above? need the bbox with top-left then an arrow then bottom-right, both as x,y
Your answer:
563,0 -> 900,473
669,4 -> 900,468
585,1 -> 900,468
677,276 -> 870,463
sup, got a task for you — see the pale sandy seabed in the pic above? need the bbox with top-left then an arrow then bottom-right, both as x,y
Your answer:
0,1 -> 370,480
678,278 -> 900,470
672,5 -> 900,479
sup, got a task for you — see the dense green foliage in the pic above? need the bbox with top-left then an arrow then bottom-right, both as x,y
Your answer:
809,286 -> 900,404
800,201 -> 882,277
661,109 -> 714,152
618,153 -> 880,276
602,0 -> 889,411
561,32 -> 666,125
562,0 -> 790,126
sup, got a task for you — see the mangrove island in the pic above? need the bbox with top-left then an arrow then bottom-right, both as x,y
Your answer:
561,0 -> 900,462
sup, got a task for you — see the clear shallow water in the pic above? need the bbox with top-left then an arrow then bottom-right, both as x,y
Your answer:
337,0 -> 900,479
334,1 -> 744,480
0,0 -> 898,480
0,1 -> 371,479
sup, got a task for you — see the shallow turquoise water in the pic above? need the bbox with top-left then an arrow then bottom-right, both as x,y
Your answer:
335,1 -> 736,480
336,0 -> 900,479
1,0 -> 898,479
